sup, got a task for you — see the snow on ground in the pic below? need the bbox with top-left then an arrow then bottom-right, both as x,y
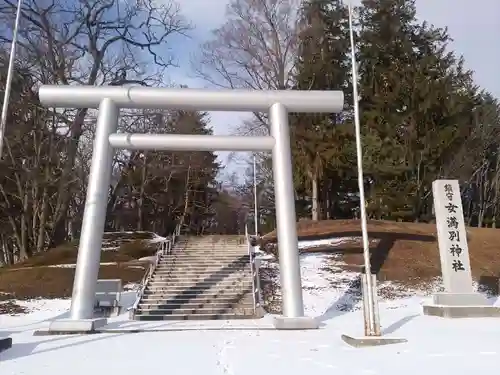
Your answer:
147,234 -> 168,244
101,233 -> 168,251
1,238 -> 500,374
16,262 -> 148,270
298,237 -> 357,249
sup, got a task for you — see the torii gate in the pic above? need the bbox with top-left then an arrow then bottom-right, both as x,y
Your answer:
38,85 -> 344,332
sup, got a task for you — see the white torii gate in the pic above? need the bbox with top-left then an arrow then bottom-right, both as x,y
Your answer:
38,85 -> 344,332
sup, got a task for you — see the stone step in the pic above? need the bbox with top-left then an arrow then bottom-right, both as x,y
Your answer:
144,294 -> 251,301
135,307 -> 255,316
153,267 -> 248,274
147,286 -> 252,293
156,263 -> 248,267
150,275 -> 250,282
155,265 -> 248,270
174,245 -> 246,247
148,280 -> 252,287
175,248 -> 246,250
154,268 -> 250,274
151,274 -> 248,280
151,274 -> 249,280
134,235 -> 257,322
145,287 -> 252,295
145,281 -> 252,293
166,254 -> 248,258
170,247 -> 246,251
161,256 -> 248,259
157,261 -> 249,267
153,271 -> 248,277
155,264 -> 249,269
139,296 -> 253,307
141,290 -> 249,302
158,260 -> 250,268
160,256 -> 249,260
163,258 -> 247,262
165,253 -> 248,257
172,248 -> 246,250
170,255 -> 248,257
138,301 -> 253,310
159,258 -> 248,263
134,313 -> 255,321
151,276 -> 249,282
152,272 -> 249,278
178,244 -> 246,247
139,295 -> 253,304
162,258 -> 246,261
150,275 -> 249,282
180,251 -> 246,253
143,288 -> 251,297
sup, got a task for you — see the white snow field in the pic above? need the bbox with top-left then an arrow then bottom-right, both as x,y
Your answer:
1,239 -> 500,374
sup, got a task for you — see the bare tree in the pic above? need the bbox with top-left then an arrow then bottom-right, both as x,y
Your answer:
0,0 -> 191,246
193,0 -> 300,133
195,0 -> 299,90
0,60 -> 64,261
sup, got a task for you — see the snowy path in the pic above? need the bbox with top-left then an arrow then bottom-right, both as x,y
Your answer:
1,245 -> 500,374
2,302 -> 500,375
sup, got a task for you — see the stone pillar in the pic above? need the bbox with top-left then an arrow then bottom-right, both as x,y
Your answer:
423,179 -> 500,318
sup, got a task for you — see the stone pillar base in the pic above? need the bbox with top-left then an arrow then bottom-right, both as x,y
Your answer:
273,316 -> 319,330
423,304 -> 500,318
432,292 -> 489,306
423,292 -> 500,318
43,318 -> 108,335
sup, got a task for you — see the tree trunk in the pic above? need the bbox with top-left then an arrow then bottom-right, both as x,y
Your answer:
311,172 -> 319,221
49,109 -> 88,248
137,155 -> 147,231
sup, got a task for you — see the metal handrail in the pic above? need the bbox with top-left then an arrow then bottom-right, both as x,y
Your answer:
246,224 -> 261,314
131,222 -> 182,314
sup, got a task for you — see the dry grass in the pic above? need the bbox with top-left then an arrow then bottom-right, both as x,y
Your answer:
0,237 -> 158,304
9,239 -> 158,268
262,219 -> 500,286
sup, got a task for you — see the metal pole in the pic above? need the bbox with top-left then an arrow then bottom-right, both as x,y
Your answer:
69,99 -> 119,319
270,102 -> 305,317
348,1 -> 379,336
0,0 -> 23,157
253,154 -> 259,235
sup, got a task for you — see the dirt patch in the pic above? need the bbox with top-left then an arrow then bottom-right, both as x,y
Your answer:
9,239 -> 159,269
0,299 -> 28,314
262,219 -> 500,287
0,264 -> 145,300
0,232 -> 162,310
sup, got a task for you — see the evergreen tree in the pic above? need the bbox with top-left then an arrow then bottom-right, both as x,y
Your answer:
112,111 -> 220,235
292,0 -> 354,220
357,0 -> 478,220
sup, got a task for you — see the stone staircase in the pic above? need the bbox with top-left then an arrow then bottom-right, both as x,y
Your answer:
133,235 -> 262,320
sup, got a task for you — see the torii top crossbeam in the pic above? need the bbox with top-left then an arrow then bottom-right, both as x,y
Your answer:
38,85 -> 344,113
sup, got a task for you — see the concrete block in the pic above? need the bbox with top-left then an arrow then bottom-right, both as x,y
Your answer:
432,292 -> 489,306
47,318 -> 108,334
273,316 -> 319,330
341,334 -> 407,348
423,304 -> 500,318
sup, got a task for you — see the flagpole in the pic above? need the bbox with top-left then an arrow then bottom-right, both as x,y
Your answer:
0,0 -> 23,157
347,0 -> 380,336
0,0 -> 23,353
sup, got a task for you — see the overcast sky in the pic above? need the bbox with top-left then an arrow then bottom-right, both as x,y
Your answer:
170,0 -> 500,172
